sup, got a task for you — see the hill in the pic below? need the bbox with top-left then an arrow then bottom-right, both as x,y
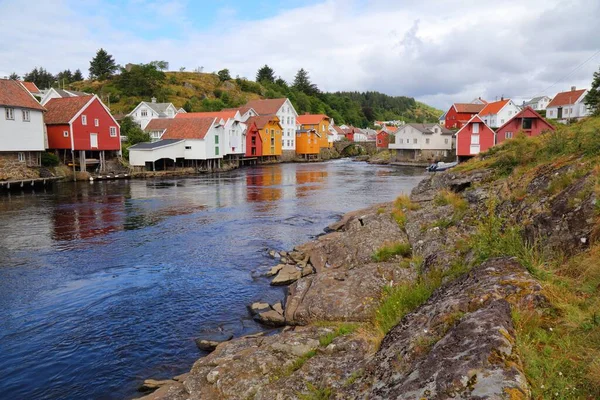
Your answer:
70,70 -> 443,126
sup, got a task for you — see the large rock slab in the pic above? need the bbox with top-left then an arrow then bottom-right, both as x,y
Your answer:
270,265 -> 302,286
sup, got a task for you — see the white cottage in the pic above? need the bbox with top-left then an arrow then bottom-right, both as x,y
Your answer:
127,98 -> 182,129
389,123 -> 454,161
523,96 -> 552,111
243,98 -> 298,152
0,79 -> 47,168
546,87 -> 590,122
478,99 -> 521,128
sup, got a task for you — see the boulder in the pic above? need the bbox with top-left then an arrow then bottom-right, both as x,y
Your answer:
194,333 -> 234,352
138,379 -> 175,392
265,264 -> 284,277
270,265 -> 302,286
249,302 -> 271,315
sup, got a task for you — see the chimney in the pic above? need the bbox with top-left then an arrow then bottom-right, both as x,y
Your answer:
571,86 -> 576,91
151,97 -> 157,103
501,95 -> 504,101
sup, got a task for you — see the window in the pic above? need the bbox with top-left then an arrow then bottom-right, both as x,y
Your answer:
251,137 -> 256,145
399,139 -> 403,144
110,127 -> 117,137
22,110 -> 30,122
82,115 -> 87,125
413,138 -> 417,144
500,119 -> 504,124
549,110 -> 554,116
94,118 -> 99,127
522,118 -> 533,129
63,131 -> 69,137
215,147 -> 219,156
472,123 -> 479,133
444,138 -> 449,144
5,107 -> 14,120
17,152 -> 25,162
141,110 -> 147,117
378,139 -> 382,144
471,135 -> 480,145
185,146 -> 192,150
506,132 -> 513,139
425,138 -> 430,144
215,135 -> 219,144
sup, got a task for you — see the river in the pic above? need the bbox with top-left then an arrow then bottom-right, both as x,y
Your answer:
0,159 -> 425,400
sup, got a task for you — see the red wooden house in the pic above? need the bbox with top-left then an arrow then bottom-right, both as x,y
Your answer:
377,126 -> 398,148
445,103 -> 485,130
455,115 -> 495,160
244,120 -> 263,158
45,95 -> 120,172
496,106 -> 555,144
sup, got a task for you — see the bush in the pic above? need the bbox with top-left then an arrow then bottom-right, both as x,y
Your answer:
372,242 -> 412,262
41,152 -> 59,167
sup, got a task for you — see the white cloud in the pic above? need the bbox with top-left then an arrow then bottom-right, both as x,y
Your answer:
1,0 -> 599,110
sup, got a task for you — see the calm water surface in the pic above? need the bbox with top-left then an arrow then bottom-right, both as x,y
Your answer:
0,160 -> 425,400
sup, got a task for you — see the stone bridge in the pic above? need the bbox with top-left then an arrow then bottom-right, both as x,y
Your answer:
333,140 -> 378,155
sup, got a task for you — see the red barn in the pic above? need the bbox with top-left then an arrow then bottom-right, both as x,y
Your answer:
244,120 -> 263,158
45,95 -> 121,172
456,115 -> 495,160
496,106 -> 555,144
445,103 -> 485,129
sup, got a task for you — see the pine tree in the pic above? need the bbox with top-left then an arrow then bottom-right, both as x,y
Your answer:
584,66 -> 600,116
293,68 -> 319,96
256,65 -> 275,83
9,72 -> 20,80
72,69 -> 84,82
23,67 -> 55,89
56,69 -> 74,86
89,48 -> 118,80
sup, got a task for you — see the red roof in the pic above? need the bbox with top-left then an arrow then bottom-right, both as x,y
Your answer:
297,114 -> 329,125
160,117 -> 216,140
243,98 -> 287,115
547,89 -> 587,107
246,115 -> 279,130
44,95 -> 94,124
145,119 -> 174,131
497,106 -> 555,132
19,81 -> 41,94
454,103 -> 485,113
332,125 -> 345,134
479,99 -> 510,116
176,110 -> 238,120
0,79 -> 45,111
383,125 -> 398,133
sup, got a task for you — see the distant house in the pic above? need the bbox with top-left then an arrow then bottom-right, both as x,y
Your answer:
455,115 -> 495,160
478,98 -> 521,128
44,95 -> 121,172
523,96 -> 552,111
363,128 -> 378,142
389,123 -> 454,161
296,114 -> 331,149
546,87 -> 590,122
445,103 -> 485,129
353,128 -> 368,142
496,106 -> 555,144
377,126 -> 398,148
127,98 -> 182,129
471,97 -> 488,105
129,117 -> 224,171
243,98 -> 298,152
177,110 -> 247,161
40,87 -> 89,106
18,81 -> 42,98
245,115 -> 283,160
0,79 -> 46,168
438,111 -> 447,127
328,124 -> 345,143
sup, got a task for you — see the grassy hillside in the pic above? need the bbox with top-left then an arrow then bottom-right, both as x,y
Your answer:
70,71 -> 443,126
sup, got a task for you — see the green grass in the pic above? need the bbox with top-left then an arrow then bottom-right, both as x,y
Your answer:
286,350 -> 317,375
372,242 -> 412,262
392,195 -> 420,228
431,190 -> 469,228
318,323 -> 358,347
297,383 -> 333,400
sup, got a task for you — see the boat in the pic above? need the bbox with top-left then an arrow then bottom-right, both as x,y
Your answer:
426,161 -> 458,172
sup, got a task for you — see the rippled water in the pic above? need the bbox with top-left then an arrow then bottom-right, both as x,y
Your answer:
0,160 -> 425,400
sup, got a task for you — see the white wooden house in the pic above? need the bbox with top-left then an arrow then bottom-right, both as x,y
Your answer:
546,87 -> 590,122
389,123 -> 454,161
127,98 -> 182,129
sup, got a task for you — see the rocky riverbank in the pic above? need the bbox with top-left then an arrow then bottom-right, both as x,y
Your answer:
136,122 -> 600,399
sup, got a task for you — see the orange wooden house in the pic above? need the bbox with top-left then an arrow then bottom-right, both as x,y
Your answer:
296,114 -> 331,149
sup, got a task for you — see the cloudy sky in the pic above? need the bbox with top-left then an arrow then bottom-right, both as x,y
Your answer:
1,0 -> 599,109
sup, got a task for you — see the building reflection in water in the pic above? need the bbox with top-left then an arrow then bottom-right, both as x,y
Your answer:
295,168 -> 327,197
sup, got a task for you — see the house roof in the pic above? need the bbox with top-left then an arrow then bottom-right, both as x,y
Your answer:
135,101 -> 176,117
297,114 -> 329,125
0,79 -> 45,111
479,99 -> 510,116
404,123 -> 453,135
145,118 -> 175,131
44,95 -> 95,124
524,96 -> 550,106
453,103 -> 485,113
176,110 -> 238,120
383,126 -> 398,133
19,81 -> 41,94
246,115 -> 279,130
547,89 -> 587,108
244,98 -> 287,115
159,117 -> 216,140
332,125 -> 345,134
496,106 -> 555,133
456,115 -> 492,137
57,89 -> 89,97
129,139 -> 184,150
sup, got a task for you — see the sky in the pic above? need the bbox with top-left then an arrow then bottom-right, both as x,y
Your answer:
1,0 -> 599,109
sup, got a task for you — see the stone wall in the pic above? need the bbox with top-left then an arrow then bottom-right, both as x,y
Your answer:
0,152 -> 41,181
391,148 -> 454,163
280,150 -> 297,162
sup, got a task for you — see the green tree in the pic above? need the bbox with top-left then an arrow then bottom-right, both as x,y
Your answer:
256,64 -> 275,83
115,63 -> 166,97
9,72 -> 20,80
56,69 -> 74,86
72,69 -> 84,82
275,76 -> 287,87
217,68 -> 232,82
150,60 -> 169,71
121,116 -> 150,145
584,66 -> 600,116
23,67 -> 55,89
293,68 -> 319,96
89,48 -> 118,80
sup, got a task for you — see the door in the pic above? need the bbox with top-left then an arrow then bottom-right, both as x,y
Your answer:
557,107 -> 563,119
90,133 -> 98,148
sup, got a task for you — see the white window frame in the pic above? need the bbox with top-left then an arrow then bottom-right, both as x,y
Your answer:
425,138 -> 430,144
63,131 -> 69,137
5,107 -> 14,120
471,134 -> 480,145
110,127 -> 117,137
94,118 -> 99,127
82,115 -> 87,125
472,123 -> 480,134
22,109 -> 30,122
506,132 -> 513,139
141,109 -> 148,117
90,133 -> 98,148
17,152 -> 25,162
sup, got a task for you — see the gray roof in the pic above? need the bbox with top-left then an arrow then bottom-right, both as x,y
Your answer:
524,96 -> 550,106
56,89 -> 89,97
406,123 -> 454,135
128,139 -> 184,150
144,101 -> 175,115
363,128 -> 378,135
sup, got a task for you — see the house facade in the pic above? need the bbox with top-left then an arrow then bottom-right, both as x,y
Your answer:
44,95 -> 121,172
328,125 -> 345,143
129,117 -> 225,171
455,115 -> 495,160
389,123 -> 454,161
244,121 -> 263,158
523,96 -> 552,111
245,115 -> 283,160
377,126 -> 398,148
353,128 -> 368,142
546,87 -> 589,122
0,79 -> 46,170
244,98 -> 298,153
496,106 -> 555,144
296,114 -> 331,149
445,103 -> 485,129
127,98 -> 182,129
478,99 -> 521,128
295,129 -> 320,159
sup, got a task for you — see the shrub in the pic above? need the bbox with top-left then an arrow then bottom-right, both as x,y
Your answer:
372,242 -> 412,262
41,152 -> 60,167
